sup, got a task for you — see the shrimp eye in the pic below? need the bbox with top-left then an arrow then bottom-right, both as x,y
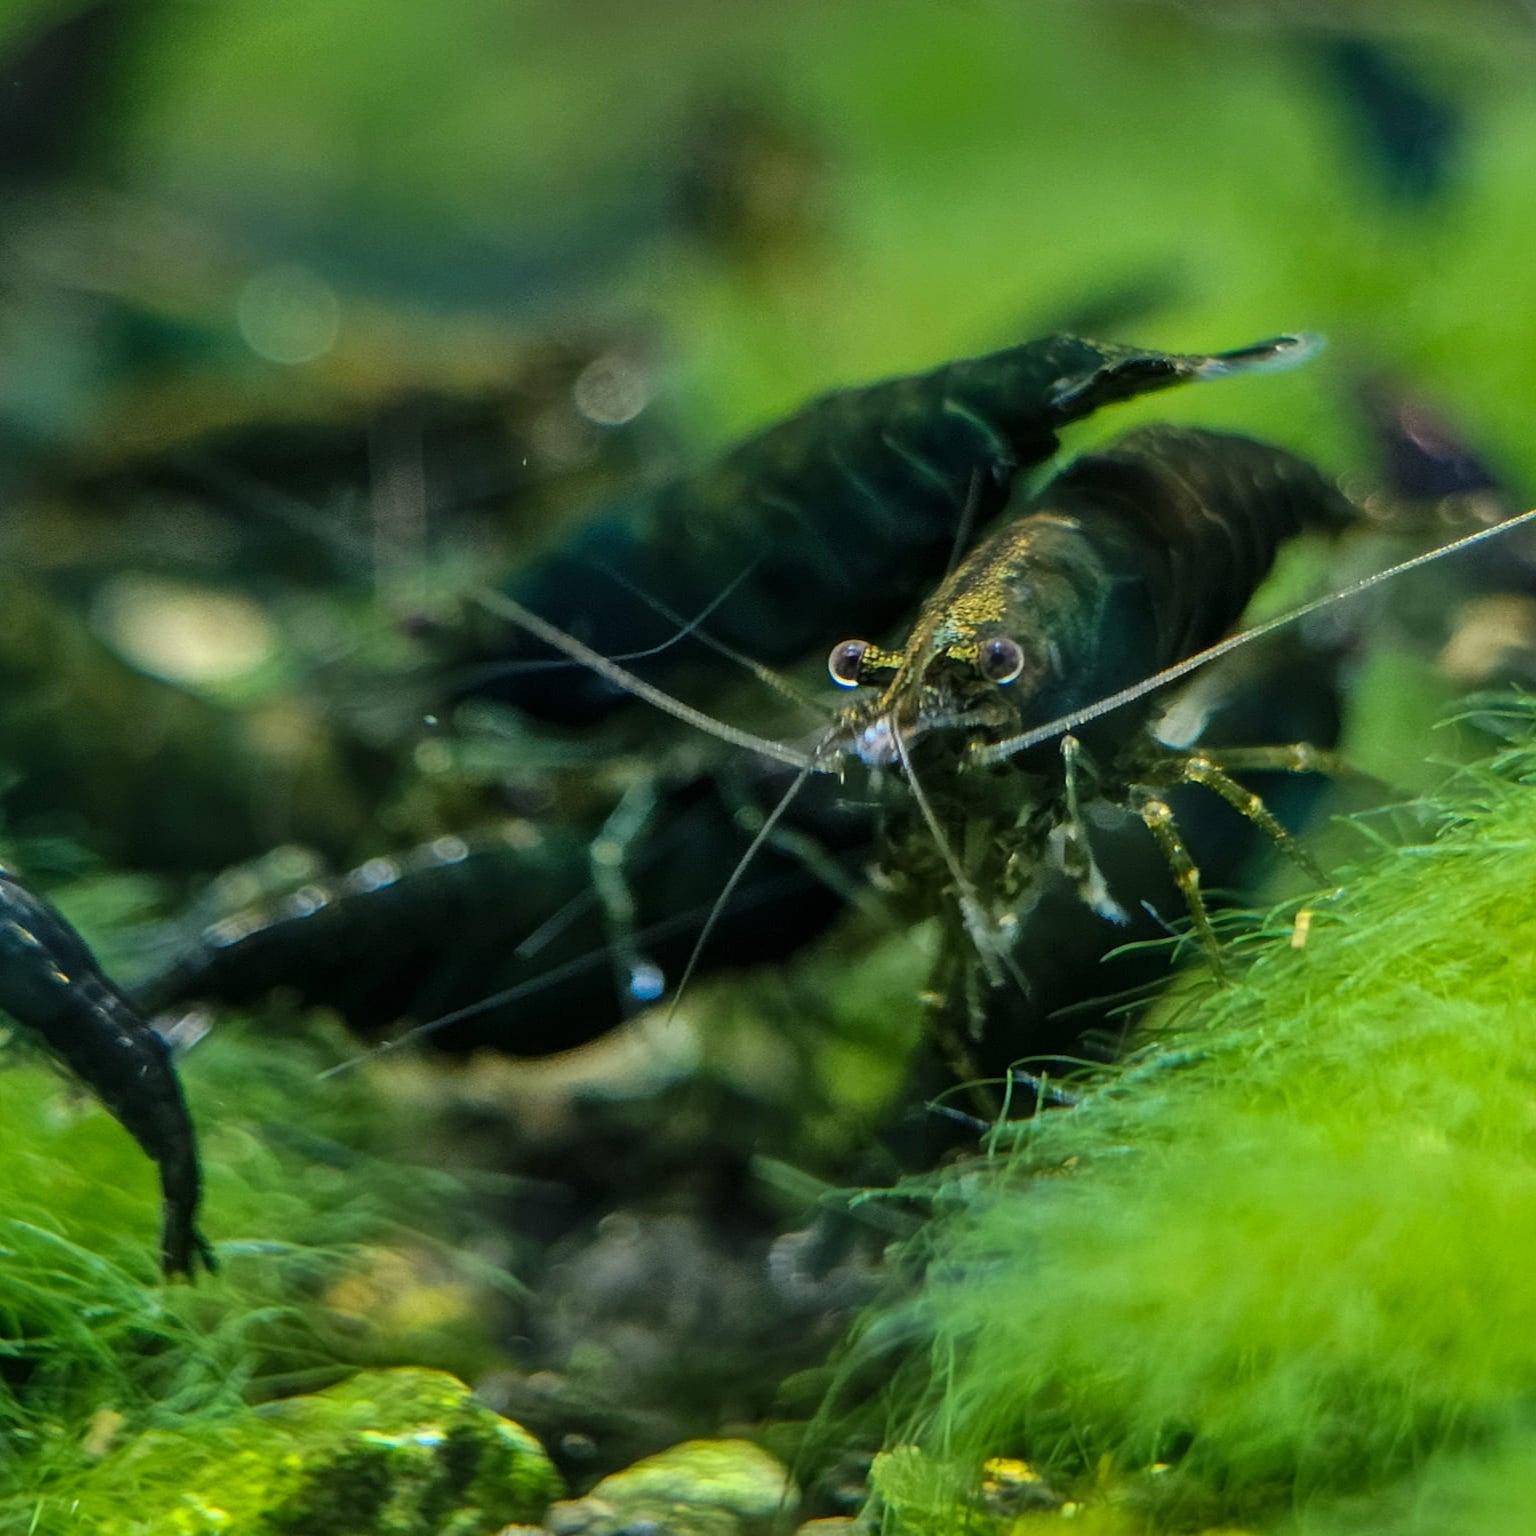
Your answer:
828,639 -> 869,688
977,635 -> 1025,685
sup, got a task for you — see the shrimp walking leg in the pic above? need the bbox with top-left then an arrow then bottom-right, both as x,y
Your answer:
1189,743 -> 1342,775
1052,735 -> 1130,923
589,779 -> 667,1008
1133,795 -> 1228,982
919,922 -> 1001,1118
1140,747 -> 1339,885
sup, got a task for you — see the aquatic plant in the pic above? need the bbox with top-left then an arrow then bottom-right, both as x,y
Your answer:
884,696 -> 1536,1532
0,1001 -> 502,1527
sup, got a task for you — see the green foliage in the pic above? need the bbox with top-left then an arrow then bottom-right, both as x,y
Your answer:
887,698 -> 1536,1531
0,1018 -> 503,1526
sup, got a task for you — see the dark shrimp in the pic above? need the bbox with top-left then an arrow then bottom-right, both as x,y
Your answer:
351,426 -> 1359,1064
0,869 -> 213,1278
465,333 -> 1318,723
819,426 -> 1358,1039
135,779 -> 867,1058
1313,35 -> 1463,206
138,425 -> 1536,1081
829,426 -> 1355,762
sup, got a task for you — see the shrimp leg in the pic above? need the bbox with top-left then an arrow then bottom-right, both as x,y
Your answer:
1136,746 -> 1340,885
0,870 -> 213,1278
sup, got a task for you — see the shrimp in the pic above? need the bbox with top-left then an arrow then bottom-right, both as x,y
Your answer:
463,333 -> 1318,723
0,868 -> 213,1277
816,426 -> 1356,1052
139,341 -> 1536,1093
484,424 -> 1536,1075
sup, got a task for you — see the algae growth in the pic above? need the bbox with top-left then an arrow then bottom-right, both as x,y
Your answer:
883,700 -> 1536,1532
0,997 -> 509,1532
65,1367 -> 560,1536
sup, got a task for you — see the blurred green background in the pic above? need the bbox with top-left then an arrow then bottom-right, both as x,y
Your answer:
6,0 -> 1535,813
6,0 -> 1532,474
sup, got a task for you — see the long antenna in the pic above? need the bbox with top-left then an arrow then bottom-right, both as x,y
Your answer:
475,589 -> 822,771
455,561 -> 762,685
590,561 -> 835,721
973,506 -> 1536,767
663,762 -> 817,1022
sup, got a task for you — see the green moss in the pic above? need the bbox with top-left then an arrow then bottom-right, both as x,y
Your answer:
1297,1426 -> 1536,1536
890,699 -> 1536,1530
31,1368 -> 559,1536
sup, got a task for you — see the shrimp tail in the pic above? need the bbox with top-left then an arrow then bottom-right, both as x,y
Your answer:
0,870 -> 213,1279
1045,332 -> 1322,414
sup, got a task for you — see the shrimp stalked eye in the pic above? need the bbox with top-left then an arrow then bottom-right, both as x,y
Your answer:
828,639 -> 869,687
977,635 -> 1025,684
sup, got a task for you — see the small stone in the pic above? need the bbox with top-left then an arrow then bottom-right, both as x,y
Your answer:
83,1367 -> 562,1534
566,1439 -> 797,1536
545,1495 -> 618,1535
260,1368 -> 562,1533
